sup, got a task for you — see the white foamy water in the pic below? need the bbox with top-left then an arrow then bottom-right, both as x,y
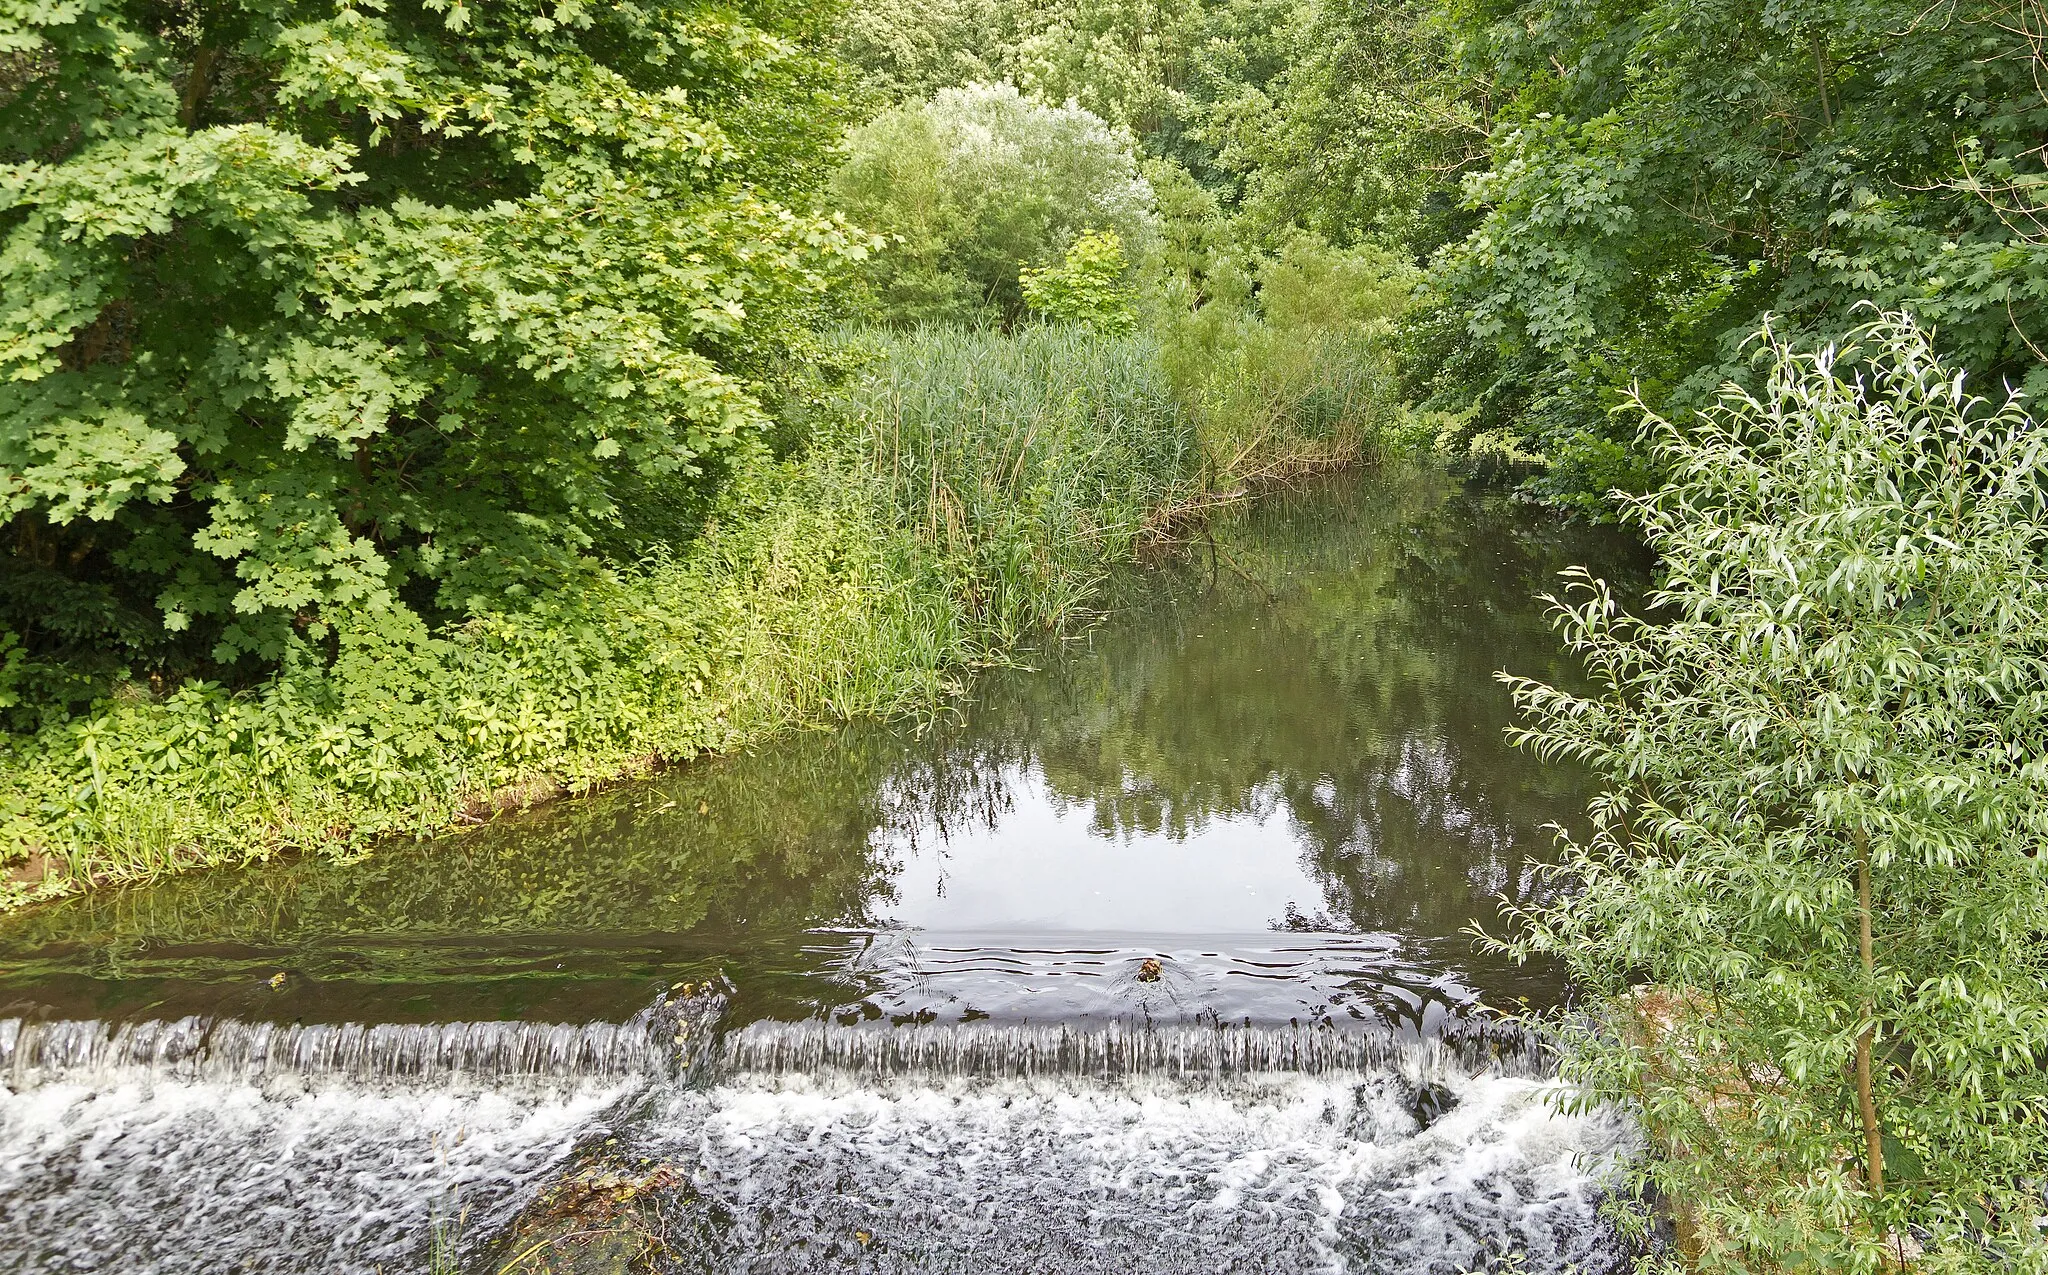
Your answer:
623,1067 -> 1637,1275
0,1014 -> 1638,1274
0,1073 -> 634,1275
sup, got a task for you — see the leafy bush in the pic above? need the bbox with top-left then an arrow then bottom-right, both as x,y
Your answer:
0,0 -> 858,685
1496,314 -> 2048,1270
1156,232 -> 1415,481
831,82 -> 1156,323
1019,229 -> 1137,330
0,439 -> 972,901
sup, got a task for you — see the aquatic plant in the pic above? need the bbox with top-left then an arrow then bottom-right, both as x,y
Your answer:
837,323 -> 1198,645
1155,233 -> 1414,486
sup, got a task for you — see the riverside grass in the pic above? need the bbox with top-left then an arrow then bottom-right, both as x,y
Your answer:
0,323 -> 1392,909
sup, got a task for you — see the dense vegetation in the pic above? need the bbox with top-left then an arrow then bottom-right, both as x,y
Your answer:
2,0 -> 859,683
6,0 -> 2048,1267
1,0 -> 1418,904
1419,0 -> 2048,506
1501,316 -> 2048,1270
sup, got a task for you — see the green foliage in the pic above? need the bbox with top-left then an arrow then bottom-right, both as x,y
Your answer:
1495,315 -> 2048,1270
1155,231 -> 1416,480
0,438 -> 973,898
0,0 -> 861,679
1,312 -> 1399,905
828,0 -> 1331,218
831,82 -> 1155,323
830,0 -> 1474,277
1208,0 -> 1483,252
1425,0 -> 2048,502
1019,228 -> 1137,330
830,0 -> 1217,143
839,323 -> 1195,643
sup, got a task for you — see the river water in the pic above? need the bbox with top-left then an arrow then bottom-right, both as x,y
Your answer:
0,469 -> 1650,1274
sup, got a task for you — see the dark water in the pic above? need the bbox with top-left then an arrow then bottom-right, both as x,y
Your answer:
0,469 -> 1650,1275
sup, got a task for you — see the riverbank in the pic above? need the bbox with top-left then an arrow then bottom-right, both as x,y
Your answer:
0,324 -> 1399,912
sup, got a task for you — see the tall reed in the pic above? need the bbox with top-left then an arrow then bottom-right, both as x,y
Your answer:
836,324 -> 1201,644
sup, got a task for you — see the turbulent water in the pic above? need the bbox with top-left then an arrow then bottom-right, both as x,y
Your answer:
637,1069 -> 1631,1275
0,1006 -> 1637,1275
2,1066 -> 627,1274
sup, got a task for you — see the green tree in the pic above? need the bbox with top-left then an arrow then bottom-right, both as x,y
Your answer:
831,82 -> 1155,322
1019,228 -> 1137,330
0,0 -> 861,687
1497,314 -> 2048,1270
1208,0 -> 1482,252
1423,0 -> 2048,505
827,0 -> 1305,194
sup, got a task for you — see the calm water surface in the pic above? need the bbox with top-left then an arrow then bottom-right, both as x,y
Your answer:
0,469 -> 1652,1275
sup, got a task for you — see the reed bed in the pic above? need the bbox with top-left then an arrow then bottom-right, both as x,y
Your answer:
836,324 -> 1201,644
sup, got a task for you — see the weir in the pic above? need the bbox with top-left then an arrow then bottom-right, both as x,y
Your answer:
721,1017 -> 1551,1079
0,1013 -> 677,1087
0,1001 -> 1545,1087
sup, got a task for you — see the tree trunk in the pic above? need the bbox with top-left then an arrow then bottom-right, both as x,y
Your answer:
180,45 -> 221,130
1855,828 -> 1883,1196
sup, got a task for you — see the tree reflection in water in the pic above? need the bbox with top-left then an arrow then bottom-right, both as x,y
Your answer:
0,468 -> 1647,1029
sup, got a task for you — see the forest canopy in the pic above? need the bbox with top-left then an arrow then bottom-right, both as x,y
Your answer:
832,0 -> 2048,508
1418,0 -> 2048,504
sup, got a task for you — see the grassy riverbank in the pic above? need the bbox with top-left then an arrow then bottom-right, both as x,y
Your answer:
0,324 -> 1397,910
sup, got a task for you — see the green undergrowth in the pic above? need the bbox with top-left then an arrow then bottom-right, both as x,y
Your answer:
0,446 -> 968,905
0,323 -> 1382,909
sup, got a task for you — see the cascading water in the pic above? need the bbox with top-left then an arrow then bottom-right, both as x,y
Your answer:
0,999 -> 715,1275
0,1001 -> 1638,1275
0,1014 -> 680,1086
0,1029 -> 641,1274
626,1063 -> 1634,1275
718,1018 -> 1550,1079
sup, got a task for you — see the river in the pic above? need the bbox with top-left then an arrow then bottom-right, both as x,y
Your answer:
0,468 -> 1651,1274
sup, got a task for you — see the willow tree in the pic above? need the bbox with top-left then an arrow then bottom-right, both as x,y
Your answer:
1497,315 -> 2048,1270
0,0 -> 858,687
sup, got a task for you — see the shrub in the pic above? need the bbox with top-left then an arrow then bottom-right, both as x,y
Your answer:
1156,233 -> 1414,481
1496,314 -> 2048,1271
831,82 -> 1156,323
1019,229 -> 1138,331
0,322 -> 1227,906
